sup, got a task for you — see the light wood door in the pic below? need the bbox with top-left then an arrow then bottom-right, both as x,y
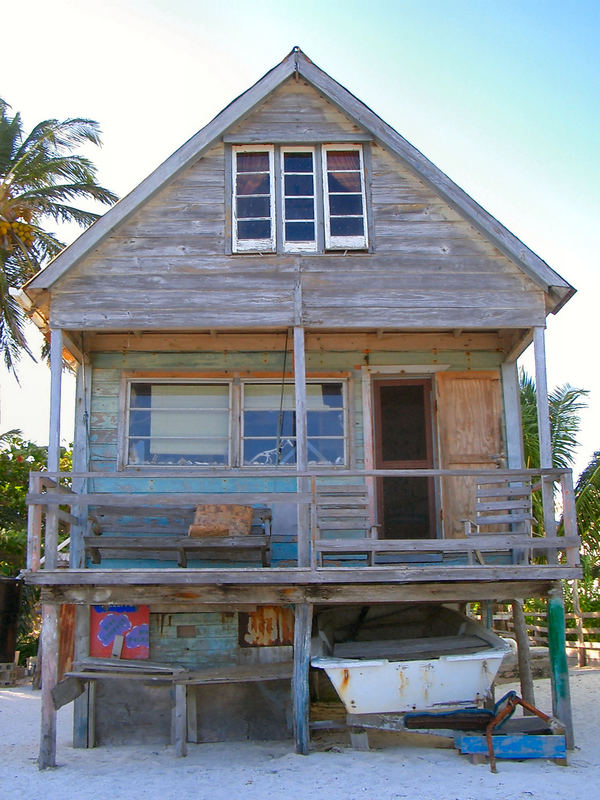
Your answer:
436,371 -> 505,538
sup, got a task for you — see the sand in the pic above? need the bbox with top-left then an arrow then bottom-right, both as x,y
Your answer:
1,669 -> 599,799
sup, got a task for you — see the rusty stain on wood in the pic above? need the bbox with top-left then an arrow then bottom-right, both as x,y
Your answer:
239,606 -> 294,647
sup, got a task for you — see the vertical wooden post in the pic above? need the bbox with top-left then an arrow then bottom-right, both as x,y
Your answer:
533,327 -> 557,547
27,473 -> 42,571
292,603 -> 313,754
547,584 -> 574,749
71,357 -> 90,569
571,579 -> 586,667
45,328 -> 64,571
73,605 -> 91,748
39,602 -> 59,768
294,283 -> 310,567
511,598 -> 535,709
501,360 -> 525,469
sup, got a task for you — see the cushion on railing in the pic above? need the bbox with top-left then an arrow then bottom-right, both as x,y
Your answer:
188,504 -> 254,538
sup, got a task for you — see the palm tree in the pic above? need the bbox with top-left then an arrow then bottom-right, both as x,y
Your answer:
575,451 -> 600,584
0,99 -> 117,370
519,369 -> 588,535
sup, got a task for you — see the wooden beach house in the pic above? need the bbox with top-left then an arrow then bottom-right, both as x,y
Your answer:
17,48 -> 580,767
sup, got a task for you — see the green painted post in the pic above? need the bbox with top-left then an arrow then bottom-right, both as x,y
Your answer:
547,585 -> 574,749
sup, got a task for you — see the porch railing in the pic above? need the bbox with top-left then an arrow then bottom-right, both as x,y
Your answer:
25,467 -> 580,573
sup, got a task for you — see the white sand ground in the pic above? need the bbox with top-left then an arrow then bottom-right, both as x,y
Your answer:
1,670 -> 599,800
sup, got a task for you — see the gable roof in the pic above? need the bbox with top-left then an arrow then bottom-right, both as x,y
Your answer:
25,47 -> 574,313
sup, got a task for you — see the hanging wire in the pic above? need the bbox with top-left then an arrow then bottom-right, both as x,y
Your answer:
275,329 -> 290,465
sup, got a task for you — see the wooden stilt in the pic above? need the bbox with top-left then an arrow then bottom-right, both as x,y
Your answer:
292,602 -> 313,754
73,605 -> 90,748
547,584 -> 574,749
39,603 -> 59,769
511,598 -> 535,710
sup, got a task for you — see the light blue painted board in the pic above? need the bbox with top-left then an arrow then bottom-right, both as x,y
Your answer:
455,734 -> 566,759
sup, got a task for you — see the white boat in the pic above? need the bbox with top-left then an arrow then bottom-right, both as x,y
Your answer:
311,604 -> 509,715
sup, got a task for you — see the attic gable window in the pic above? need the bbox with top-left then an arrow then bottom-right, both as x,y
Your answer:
322,145 -> 368,249
231,143 -> 368,253
233,146 -> 275,252
281,148 -> 317,252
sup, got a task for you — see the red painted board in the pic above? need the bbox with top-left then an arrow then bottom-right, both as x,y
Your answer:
90,605 -> 149,659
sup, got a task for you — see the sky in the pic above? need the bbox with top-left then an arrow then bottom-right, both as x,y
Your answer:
0,0 -> 598,477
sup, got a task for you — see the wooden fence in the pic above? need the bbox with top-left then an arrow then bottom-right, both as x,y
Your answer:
486,601 -> 600,667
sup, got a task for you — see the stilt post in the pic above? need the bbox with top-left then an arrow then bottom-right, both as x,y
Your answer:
547,584 -> 574,749
292,603 -> 313,754
39,603 -> 59,768
511,598 -> 535,710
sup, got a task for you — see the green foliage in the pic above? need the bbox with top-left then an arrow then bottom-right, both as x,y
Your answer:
0,430 -> 71,575
0,98 -> 117,371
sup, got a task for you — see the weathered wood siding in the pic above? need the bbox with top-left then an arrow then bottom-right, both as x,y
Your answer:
48,79 -> 545,331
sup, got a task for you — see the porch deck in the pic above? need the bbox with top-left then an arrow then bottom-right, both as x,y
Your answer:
24,466 -> 581,603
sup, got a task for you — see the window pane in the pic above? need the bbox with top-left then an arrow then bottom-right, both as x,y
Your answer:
244,384 -> 295,410
329,194 -> 363,216
237,152 -> 270,172
285,222 -> 315,241
129,438 -> 229,466
306,383 -> 343,409
283,152 -> 313,172
285,198 -> 315,220
284,174 -> 314,196
307,439 -> 344,465
149,384 -> 229,409
307,410 -> 344,437
330,217 -> 365,236
244,438 -> 297,466
327,172 -> 362,193
237,219 -> 271,240
327,151 -> 360,170
236,196 -> 271,219
244,410 -> 295,437
236,173 -> 270,195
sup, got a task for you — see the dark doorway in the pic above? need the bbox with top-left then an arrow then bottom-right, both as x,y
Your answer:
373,379 -> 435,539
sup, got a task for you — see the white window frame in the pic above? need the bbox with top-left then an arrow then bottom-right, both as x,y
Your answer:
123,378 -> 233,468
240,378 -> 348,468
232,145 -> 276,253
280,146 -> 317,253
121,377 -> 349,469
322,144 -> 369,250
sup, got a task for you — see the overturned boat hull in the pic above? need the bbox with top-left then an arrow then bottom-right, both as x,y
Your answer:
311,604 -> 509,714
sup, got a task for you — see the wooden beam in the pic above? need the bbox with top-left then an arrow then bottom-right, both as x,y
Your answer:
72,604 -> 91,748
39,603 -> 59,769
292,603 -> 313,754
511,598 -> 535,709
35,577 -> 566,608
294,289 -> 310,568
547,584 -> 574,749
501,360 -> 524,469
45,329 -> 63,571
533,326 -> 557,544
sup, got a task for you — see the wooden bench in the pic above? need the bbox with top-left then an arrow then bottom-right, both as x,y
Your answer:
84,506 -> 272,567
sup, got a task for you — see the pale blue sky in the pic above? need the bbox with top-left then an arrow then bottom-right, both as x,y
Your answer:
1,0 -> 598,475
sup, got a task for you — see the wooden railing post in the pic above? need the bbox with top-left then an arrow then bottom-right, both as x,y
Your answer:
26,474 -> 43,571
560,471 -> 580,567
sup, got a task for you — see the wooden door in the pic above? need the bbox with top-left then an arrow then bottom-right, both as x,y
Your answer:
436,371 -> 505,538
373,379 -> 435,539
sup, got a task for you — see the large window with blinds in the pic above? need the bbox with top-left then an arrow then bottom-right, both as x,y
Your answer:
124,379 -> 347,468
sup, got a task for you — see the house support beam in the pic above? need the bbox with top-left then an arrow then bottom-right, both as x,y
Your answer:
46,327 -> 64,570
294,284 -> 310,567
292,603 -> 313,754
511,598 -> 535,709
501,360 -> 524,469
547,584 -> 574,749
39,328 -> 63,769
39,603 -> 59,768
533,326 -> 556,541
